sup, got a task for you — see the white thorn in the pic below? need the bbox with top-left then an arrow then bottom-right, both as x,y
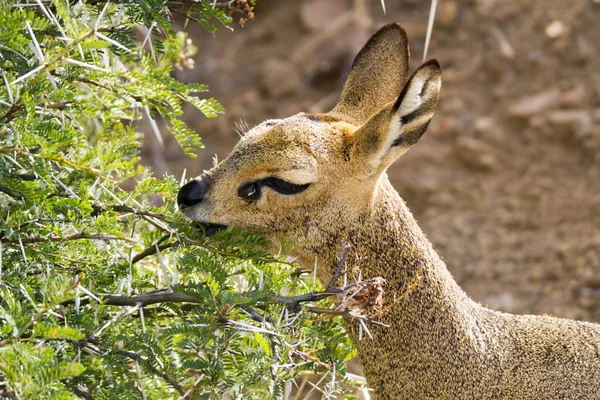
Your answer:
137,302 -> 146,334
78,285 -> 101,302
95,2 -> 111,29
64,58 -> 109,72
17,234 -> 27,263
144,105 -> 163,147
312,255 -> 318,293
179,168 -> 187,186
359,319 -> 373,340
95,31 -> 132,53
135,360 -> 147,400
25,21 -> 44,62
423,0 -> 439,62
12,64 -> 45,85
155,242 -> 172,291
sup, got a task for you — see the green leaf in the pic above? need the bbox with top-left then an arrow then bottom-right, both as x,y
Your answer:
32,323 -> 85,341
0,1 -> 358,398
188,97 -> 224,118
254,332 -> 271,357
168,119 -> 204,157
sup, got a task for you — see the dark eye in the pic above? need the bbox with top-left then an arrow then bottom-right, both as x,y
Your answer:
237,178 -> 310,203
261,177 -> 310,195
238,182 -> 261,202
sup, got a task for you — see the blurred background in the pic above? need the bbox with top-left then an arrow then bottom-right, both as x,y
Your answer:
147,0 -> 600,323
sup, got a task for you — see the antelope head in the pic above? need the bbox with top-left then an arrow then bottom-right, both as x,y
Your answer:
178,23 -> 441,269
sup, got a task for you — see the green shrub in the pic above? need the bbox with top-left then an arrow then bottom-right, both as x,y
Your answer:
0,1 -> 358,398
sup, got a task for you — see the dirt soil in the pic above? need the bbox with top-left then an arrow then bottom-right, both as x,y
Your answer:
148,0 -> 600,325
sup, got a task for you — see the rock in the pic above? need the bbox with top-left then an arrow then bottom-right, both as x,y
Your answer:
546,110 -> 591,126
299,0 -> 348,32
560,84 -> 587,107
474,117 -> 493,134
577,125 -> 600,152
259,58 -> 303,98
545,20 -> 566,39
508,89 -> 560,117
437,0 -> 459,28
527,115 -> 547,129
577,35 -> 596,61
578,287 -> 600,310
456,137 -> 498,170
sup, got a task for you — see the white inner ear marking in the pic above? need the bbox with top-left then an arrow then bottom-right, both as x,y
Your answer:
369,73 -> 438,169
399,75 -> 428,117
369,112 -> 409,169
369,77 -> 426,167
381,114 -> 403,155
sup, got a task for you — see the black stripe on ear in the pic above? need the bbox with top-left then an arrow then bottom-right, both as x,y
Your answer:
391,122 -> 430,148
392,59 -> 441,113
392,76 -> 413,114
400,108 -> 426,125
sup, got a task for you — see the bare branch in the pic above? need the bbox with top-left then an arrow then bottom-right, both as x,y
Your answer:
76,277 -> 387,322
2,232 -> 136,244
91,204 -> 173,222
132,235 -> 175,264
99,290 -> 200,307
0,184 -> 23,200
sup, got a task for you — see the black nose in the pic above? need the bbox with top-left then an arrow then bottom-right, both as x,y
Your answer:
177,175 -> 212,209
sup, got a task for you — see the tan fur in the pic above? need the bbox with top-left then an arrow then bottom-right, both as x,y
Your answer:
180,24 -> 600,399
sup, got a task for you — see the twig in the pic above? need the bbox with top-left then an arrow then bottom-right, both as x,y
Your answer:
305,306 -> 389,328
16,218 -> 86,231
327,243 -> 350,291
242,306 -> 271,323
96,290 -> 200,306
0,386 -> 17,400
71,277 -> 385,319
68,338 -> 185,396
131,235 -> 174,264
171,0 -> 247,13
1,232 -> 135,244
1,28 -> 96,124
0,148 -> 114,182
69,386 -> 94,400
0,184 -> 23,200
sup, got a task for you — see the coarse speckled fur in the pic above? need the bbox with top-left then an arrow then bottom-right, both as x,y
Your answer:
179,23 -> 600,399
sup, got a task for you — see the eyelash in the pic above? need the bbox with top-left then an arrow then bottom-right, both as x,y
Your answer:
238,177 -> 311,202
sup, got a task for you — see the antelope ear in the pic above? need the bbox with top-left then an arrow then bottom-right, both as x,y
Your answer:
352,60 -> 442,173
330,23 -> 410,125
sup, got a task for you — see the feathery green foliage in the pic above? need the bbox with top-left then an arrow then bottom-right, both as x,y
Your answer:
0,1 -> 359,398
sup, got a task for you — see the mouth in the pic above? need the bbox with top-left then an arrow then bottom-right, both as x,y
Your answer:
179,206 -> 228,237
195,222 -> 229,237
